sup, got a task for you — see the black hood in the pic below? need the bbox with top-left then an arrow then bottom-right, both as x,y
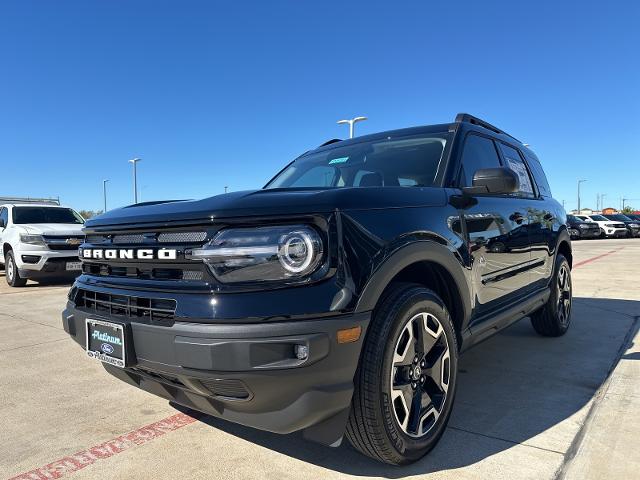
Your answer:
85,187 -> 447,228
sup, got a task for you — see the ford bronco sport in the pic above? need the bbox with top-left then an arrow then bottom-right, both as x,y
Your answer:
62,113 -> 572,465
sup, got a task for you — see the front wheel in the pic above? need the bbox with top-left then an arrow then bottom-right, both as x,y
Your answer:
346,284 -> 458,465
530,254 -> 572,337
5,250 -> 27,287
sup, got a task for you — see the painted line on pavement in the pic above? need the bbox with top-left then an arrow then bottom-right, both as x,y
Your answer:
8,412 -> 200,480
573,247 -> 624,269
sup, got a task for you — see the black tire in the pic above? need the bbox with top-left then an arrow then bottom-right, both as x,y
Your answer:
530,254 -> 572,337
5,250 -> 27,287
346,283 -> 458,465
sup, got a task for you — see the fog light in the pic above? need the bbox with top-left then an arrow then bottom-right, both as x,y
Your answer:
294,344 -> 309,360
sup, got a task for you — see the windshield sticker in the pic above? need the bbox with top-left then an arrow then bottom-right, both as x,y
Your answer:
328,157 -> 349,165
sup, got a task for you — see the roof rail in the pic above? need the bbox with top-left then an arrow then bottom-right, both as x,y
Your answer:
319,138 -> 342,147
0,196 -> 60,205
454,113 -> 521,143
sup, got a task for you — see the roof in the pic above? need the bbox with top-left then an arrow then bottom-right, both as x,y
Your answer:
312,113 -> 528,155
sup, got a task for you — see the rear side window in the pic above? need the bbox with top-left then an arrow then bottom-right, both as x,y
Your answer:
525,156 -> 552,197
0,207 -> 8,227
498,143 -> 534,195
460,134 -> 502,187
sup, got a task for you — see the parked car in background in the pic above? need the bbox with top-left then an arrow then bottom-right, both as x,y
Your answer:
0,203 -> 85,286
566,214 -> 601,240
602,214 -> 640,237
625,213 -> 640,222
575,214 -> 627,238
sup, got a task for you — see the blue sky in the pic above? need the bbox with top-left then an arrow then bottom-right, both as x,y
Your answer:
1,1 -> 638,212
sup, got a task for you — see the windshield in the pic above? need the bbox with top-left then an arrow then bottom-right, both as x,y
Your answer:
606,214 -> 631,222
589,215 -> 608,222
266,133 -> 450,189
12,207 -> 84,225
567,215 -> 582,223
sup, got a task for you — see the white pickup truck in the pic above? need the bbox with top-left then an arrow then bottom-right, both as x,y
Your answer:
0,203 -> 85,287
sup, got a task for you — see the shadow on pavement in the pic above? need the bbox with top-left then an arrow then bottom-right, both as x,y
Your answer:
176,297 -> 639,477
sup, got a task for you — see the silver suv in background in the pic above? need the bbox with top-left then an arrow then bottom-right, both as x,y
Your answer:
0,203 -> 85,286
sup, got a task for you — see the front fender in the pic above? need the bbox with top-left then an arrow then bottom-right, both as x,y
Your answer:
354,241 -> 471,323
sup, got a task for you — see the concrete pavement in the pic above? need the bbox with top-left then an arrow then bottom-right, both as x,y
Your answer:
1,238 -> 638,479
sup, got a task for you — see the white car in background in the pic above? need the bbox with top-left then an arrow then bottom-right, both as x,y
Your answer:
0,203 -> 85,287
575,214 -> 627,238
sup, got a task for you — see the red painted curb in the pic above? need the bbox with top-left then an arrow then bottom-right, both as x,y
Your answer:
8,413 -> 199,480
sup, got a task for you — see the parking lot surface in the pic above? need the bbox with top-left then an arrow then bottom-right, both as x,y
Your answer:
1,239 -> 639,479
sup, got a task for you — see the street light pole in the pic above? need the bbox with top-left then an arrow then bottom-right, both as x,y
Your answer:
102,179 -> 109,212
337,116 -> 367,138
577,179 -> 587,214
128,158 -> 142,204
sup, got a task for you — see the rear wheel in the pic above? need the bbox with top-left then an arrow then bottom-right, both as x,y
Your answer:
5,250 -> 27,287
346,284 -> 458,465
530,254 -> 572,337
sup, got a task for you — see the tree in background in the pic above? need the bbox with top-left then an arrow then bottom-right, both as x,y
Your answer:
622,206 -> 636,215
78,210 -> 103,219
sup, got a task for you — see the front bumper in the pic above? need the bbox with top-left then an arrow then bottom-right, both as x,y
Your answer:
62,298 -> 370,445
603,228 -> 627,238
17,248 -> 80,279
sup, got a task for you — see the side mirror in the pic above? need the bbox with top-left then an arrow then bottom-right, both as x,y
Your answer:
464,167 -> 519,195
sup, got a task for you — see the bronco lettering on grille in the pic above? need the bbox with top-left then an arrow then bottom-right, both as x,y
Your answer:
81,248 -> 178,260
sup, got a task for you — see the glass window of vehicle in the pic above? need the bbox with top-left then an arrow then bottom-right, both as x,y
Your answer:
605,214 -> 632,222
523,155 -> 552,196
498,143 -> 534,195
567,215 -> 583,223
266,133 -> 450,189
589,215 -> 608,222
12,207 -> 85,224
459,134 -> 502,187
0,207 -> 8,227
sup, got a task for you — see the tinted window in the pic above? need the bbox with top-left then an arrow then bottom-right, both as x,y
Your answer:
267,134 -> 450,189
525,156 -> 552,197
460,134 -> 502,187
12,207 -> 84,224
498,143 -> 534,195
589,215 -> 608,222
605,214 -> 631,222
0,207 -> 8,227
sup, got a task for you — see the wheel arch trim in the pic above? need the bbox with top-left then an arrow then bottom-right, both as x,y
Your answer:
354,241 -> 471,323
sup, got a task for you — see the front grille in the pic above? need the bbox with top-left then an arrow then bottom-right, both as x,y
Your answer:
86,231 -> 207,245
81,262 -> 204,281
42,235 -> 84,250
74,288 -> 176,324
199,378 -> 251,400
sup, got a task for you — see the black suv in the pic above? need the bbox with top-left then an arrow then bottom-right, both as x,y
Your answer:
62,114 -> 572,465
566,214 -> 601,239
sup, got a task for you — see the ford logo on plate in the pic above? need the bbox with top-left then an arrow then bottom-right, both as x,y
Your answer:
101,343 -> 115,354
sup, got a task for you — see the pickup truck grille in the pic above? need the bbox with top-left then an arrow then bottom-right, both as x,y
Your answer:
73,288 -> 176,324
81,262 -> 205,281
42,235 -> 84,250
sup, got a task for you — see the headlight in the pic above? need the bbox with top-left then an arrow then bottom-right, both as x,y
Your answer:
187,225 -> 324,283
630,223 -> 639,228
19,234 -> 46,246
605,224 -> 616,227
578,224 -> 588,229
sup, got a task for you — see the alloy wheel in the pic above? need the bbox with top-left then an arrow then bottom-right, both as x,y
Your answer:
390,312 -> 451,438
557,264 -> 572,326
7,256 -> 14,282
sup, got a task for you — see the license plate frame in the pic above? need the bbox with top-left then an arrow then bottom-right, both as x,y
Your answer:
85,318 -> 127,368
66,261 -> 82,271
